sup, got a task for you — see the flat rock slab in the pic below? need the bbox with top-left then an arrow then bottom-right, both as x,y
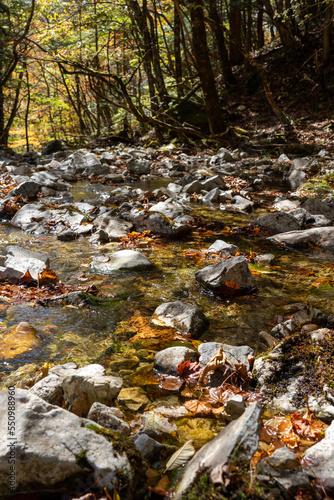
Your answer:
0,390 -> 145,498
303,420 -> 334,479
195,256 -> 255,295
174,402 -> 262,499
254,212 -> 301,235
0,245 -> 50,281
272,227 -> 334,248
198,342 -> 254,371
151,301 -> 209,338
93,215 -> 133,241
154,346 -> 199,376
91,249 -> 154,273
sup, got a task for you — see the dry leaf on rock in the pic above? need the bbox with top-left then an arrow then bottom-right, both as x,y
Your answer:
184,399 -> 213,416
199,345 -> 230,384
165,440 -> 195,472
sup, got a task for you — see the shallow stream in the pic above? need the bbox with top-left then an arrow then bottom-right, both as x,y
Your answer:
1,174 -> 334,390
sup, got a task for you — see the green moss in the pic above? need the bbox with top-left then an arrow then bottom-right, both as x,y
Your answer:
75,449 -> 90,469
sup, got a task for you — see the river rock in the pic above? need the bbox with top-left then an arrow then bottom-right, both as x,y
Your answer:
253,212 -> 301,235
133,434 -> 167,462
93,214 -> 133,240
10,180 -> 40,199
62,364 -> 123,417
151,301 -> 209,338
229,195 -> 254,212
87,402 -> 130,436
174,402 -> 262,499
198,342 -> 254,370
202,187 -> 221,203
149,200 -> 184,218
201,175 -> 226,190
127,208 -> 192,237
300,198 -> 334,222
154,346 -> 199,376
287,158 -> 309,189
0,389 -> 145,498
303,420 -> 334,479
257,448 -> 310,494
207,239 -> 239,255
224,395 -> 246,419
117,387 -> 151,411
272,227 -> 334,248
183,180 -> 203,193
29,373 -> 64,406
195,256 -> 255,295
126,158 -> 151,174
0,245 -> 50,281
91,249 -> 154,273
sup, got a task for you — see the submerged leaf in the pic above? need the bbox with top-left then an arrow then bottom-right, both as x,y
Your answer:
165,440 -> 195,472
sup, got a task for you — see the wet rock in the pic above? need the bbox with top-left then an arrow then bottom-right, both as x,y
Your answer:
42,139 -> 63,155
151,301 -> 209,338
62,364 -> 123,417
258,330 -> 277,348
93,214 -> 133,241
198,342 -> 254,371
224,395 -> 246,419
201,175 -> 226,190
271,319 -> 298,340
0,245 -> 50,281
272,227 -> 334,248
117,387 -> 151,411
202,187 -> 221,203
300,198 -> 334,222
87,402 -> 130,436
183,180 -> 204,193
254,212 -> 300,235
273,199 -> 300,211
126,158 -> 151,175
133,434 -> 166,462
127,208 -> 191,237
31,171 -> 71,191
56,229 -> 78,241
154,346 -> 199,376
257,448 -> 310,495
256,253 -> 275,266
195,256 -> 255,295
287,157 -> 310,189
149,200 -> 184,218
0,322 -> 40,360
91,249 -> 154,273
207,239 -> 239,256
10,180 -> 40,199
88,229 -> 109,245
174,402 -> 262,499
210,148 -> 234,164
29,373 -> 64,406
229,195 -> 254,212
0,389 -> 145,498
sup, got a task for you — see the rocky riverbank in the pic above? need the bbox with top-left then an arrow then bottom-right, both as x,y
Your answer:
1,142 -> 334,499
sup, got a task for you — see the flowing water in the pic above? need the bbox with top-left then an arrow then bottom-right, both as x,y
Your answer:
1,177 -> 334,388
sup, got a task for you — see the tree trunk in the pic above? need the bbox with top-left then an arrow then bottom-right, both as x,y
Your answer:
186,0 -> 227,134
257,1 -> 264,49
229,0 -> 243,65
323,1 -> 333,66
174,4 -> 184,97
207,0 -> 236,86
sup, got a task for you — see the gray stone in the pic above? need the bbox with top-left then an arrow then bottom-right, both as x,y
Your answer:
0,390 -> 144,498
198,343 -> 254,371
183,180 -> 203,193
87,402 -> 130,436
271,319 -> 297,340
93,214 -> 133,241
273,199 -> 300,211
128,209 -> 191,237
224,395 -> 246,419
207,240 -> 239,256
11,203 -> 50,233
29,373 -> 64,406
256,253 -> 275,266
149,201 -> 184,219
272,227 -> 334,248
154,346 -> 199,376
201,175 -> 226,190
257,448 -> 310,495
202,187 -> 221,203
62,365 -> 123,417
195,256 -> 255,294
174,402 -> 262,499
254,212 -> 301,235
287,158 -> 310,189
126,159 -> 151,175
258,331 -> 277,348
300,198 -> 334,222
151,301 -> 209,338
0,245 -> 50,281
134,434 -> 166,462
10,181 -> 40,199
91,249 -> 154,274
230,195 -> 254,212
